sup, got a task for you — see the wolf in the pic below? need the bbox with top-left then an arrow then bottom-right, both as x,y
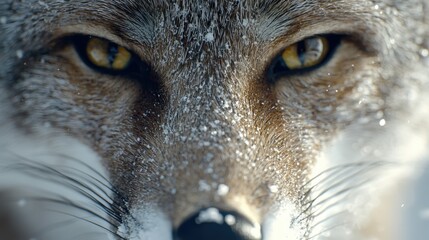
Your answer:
0,0 -> 428,239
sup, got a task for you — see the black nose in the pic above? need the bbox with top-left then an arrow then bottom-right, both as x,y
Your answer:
174,208 -> 262,240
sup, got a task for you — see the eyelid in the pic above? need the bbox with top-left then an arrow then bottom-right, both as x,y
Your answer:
55,25 -> 131,49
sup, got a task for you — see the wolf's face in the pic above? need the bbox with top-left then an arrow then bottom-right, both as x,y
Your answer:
1,0 -> 428,240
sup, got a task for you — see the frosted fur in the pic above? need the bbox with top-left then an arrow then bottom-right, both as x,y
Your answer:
1,1 -> 429,240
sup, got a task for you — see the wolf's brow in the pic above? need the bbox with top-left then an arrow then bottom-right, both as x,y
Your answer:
114,0 -> 350,44
112,0 -> 306,44
62,0 -> 365,48
102,2 -> 157,45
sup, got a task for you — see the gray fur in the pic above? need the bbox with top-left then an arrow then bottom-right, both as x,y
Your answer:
0,0 -> 428,239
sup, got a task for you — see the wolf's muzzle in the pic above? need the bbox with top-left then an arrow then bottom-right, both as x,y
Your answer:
174,208 -> 262,240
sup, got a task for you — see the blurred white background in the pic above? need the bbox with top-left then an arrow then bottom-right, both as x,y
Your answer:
399,159 -> 429,240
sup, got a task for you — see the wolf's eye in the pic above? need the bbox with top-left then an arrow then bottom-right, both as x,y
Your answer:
268,35 -> 341,80
282,36 -> 329,69
74,36 -> 135,74
86,37 -> 132,70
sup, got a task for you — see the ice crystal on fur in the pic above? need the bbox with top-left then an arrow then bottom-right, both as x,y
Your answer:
0,0 -> 428,240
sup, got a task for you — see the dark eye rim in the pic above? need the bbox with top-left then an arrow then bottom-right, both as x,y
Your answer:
67,34 -> 163,92
267,34 -> 342,82
72,35 -> 149,77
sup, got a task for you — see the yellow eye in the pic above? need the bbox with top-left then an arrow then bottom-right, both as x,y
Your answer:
85,37 -> 132,71
268,35 -> 340,81
282,36 -> 329,70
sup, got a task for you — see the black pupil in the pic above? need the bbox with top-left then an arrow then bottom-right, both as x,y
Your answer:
107,43 -> 119,65
269,41 -> 305,80
270,40 -> 309,78
297,40 -> 307,65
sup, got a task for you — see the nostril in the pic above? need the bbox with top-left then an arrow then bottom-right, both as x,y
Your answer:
174,207 -> 261,240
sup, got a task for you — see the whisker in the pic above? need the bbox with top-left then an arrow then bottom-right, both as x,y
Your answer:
0,154 -> 131,239
4,162 -> 127,222
31,218 -> 80,239
4,152 -> 128,210
24,196 -> 118,228
309,210 -> 348,229
12,166 -> 120,221
49,153 -> 128,202
303,162 -> 373,189
307,221 -> 352,240
295,160 -> 397,237
306,165 -> 380,208
41,209 -> 125,240
298,177 -> 373,224
294,161 -> 389,225
305,161 -> 389,196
